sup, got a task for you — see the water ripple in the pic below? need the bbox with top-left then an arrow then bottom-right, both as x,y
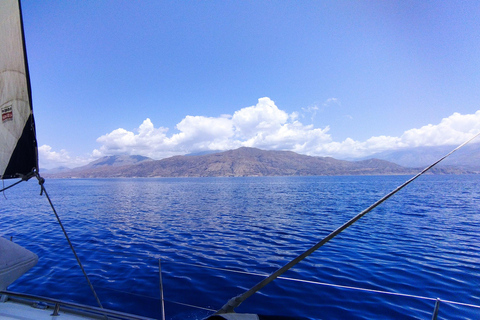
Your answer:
2,175 -> 480,319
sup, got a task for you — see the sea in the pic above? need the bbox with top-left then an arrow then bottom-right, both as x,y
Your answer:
1,175 -> 479,320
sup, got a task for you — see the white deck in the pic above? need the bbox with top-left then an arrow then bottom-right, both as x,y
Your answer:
0,299 -> 97,320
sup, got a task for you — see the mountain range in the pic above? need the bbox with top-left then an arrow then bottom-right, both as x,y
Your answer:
365,143 -> 480,170
43,146 -> 473,179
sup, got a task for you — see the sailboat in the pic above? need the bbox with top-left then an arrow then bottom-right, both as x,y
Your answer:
2,0 -> 480,319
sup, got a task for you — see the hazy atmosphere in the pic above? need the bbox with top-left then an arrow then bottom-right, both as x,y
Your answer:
20,1 -> 480,169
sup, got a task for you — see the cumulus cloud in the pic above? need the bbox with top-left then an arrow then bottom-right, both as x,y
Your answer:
401,111 -> 480,147
171,115 -> 235,151
92,97 -> 333,159
40,98 -> 480,168
38,145 -> 91,169
232,97 -> 290,138
92,98 -> 480,161
94,119 -> 173,159
315,110 -> 480,158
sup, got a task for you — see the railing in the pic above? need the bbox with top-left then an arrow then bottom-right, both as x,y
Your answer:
5,239 -> 480,320
176,260 -> 480,319
0,290 -> 156,320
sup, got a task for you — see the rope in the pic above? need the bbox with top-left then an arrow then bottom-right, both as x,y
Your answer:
35,173 -> 104,310
216,132 -> 480,314
0,179 -> 23,193
0,171 -> 35,193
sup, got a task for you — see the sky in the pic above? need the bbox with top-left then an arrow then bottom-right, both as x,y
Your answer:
20,1 -> 480,169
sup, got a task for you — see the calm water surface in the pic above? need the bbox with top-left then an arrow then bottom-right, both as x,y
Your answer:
1,175 -> 479,319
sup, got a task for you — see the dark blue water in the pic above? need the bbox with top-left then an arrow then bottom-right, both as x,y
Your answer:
1,175 -> 479,319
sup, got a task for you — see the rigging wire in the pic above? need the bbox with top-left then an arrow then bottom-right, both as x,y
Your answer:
8,235 -> 480,314
3,133 -> 478,316
216,131 -> 480,314
35,173 -> 104,310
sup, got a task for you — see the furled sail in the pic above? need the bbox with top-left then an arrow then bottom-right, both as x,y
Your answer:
0,0 -> 38,180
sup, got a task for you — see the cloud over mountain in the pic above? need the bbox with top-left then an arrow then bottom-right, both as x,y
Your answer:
92,97 -> 333,159
39,98 -> 480,169
38,145 -> 92,169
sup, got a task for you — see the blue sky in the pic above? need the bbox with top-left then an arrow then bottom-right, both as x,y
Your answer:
20,1 -> 480,169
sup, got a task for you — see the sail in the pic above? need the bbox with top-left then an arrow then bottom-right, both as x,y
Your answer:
0,0 -> 38,180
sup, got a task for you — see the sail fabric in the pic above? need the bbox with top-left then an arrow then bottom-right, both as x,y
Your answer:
0,237 -> 38,291
0,0 -> 38,179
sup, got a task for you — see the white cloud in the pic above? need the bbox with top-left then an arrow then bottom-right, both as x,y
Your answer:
232,97 -> 291,138
171,115 -> 235,151
94,118 -> 174,159
324,97 -> 340,108
38,145 -> 91,169
91,97 -> 333,160
93,100 -> 480,160
401,111 -> 480,147
39,98 -> 480,168
314,110 -> 480,158
300,97 -> 340,123
301,105 -> 319,122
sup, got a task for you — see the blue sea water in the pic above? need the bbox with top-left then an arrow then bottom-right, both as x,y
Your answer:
1,175 -> 479,319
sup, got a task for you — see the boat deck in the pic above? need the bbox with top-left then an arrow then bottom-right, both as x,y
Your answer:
0,299 -> 98,320
0,291 -> 155,320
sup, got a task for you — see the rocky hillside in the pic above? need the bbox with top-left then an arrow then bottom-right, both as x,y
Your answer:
45,147 -> 438,178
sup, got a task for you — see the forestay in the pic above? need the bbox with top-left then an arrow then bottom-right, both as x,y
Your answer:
0,0 -> 38,180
